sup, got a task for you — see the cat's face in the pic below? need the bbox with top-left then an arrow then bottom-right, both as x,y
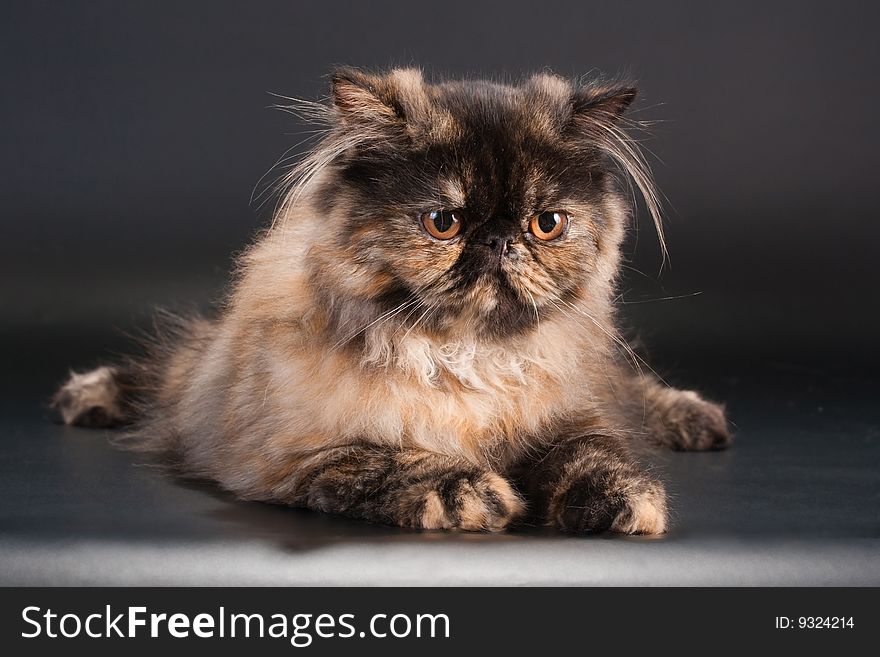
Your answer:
309,69 -> 644,338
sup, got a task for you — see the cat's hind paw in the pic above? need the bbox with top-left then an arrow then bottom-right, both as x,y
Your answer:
51,367 -> 125,427
650,389 -> 731,451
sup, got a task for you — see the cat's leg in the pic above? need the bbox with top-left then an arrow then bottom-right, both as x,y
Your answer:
513,434 -> 667,535
633,375 -> 731,451
52,315 -> 213,430
276,444 -> 524,532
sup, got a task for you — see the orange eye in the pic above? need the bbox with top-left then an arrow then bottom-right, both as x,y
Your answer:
529,211 -> 568,241
420,210 -> 462,240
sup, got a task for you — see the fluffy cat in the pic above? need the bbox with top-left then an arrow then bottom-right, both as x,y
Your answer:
52,68 -> 730,534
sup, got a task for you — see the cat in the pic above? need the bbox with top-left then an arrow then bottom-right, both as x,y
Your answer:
52,68 -> 730,534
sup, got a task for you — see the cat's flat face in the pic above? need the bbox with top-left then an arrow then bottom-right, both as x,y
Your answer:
311,69 -> 639,338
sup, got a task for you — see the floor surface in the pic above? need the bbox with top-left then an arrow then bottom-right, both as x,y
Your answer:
1,335 -> 877,586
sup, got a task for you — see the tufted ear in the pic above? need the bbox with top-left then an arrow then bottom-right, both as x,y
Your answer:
566,81 -> 665,258
570,84 -> 638,127
330,67 -> 427,132
331,67 -> 401,125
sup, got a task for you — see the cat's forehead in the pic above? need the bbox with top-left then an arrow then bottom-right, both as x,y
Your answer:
422,81 -> 574,209
331,71 -> 607,214
433,79 -> 520,112
428,78 -> 567,140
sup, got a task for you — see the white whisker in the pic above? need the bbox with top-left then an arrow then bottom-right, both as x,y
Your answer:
330,298 -> 419,351
621,291 -> 702,305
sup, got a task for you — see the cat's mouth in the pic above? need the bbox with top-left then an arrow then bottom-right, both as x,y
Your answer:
394,257 -> 548,336
457,268 -> 538,327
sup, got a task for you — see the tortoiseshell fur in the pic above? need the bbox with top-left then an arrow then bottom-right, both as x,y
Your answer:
53,68 -> 730,535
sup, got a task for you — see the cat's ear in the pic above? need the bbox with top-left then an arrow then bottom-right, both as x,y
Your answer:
330,67 -> 427,133
567,82 -> 665,256
569,84 -> 638,128
331,67 -> 402,126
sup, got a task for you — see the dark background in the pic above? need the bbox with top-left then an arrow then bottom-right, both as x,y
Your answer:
2,0 -> 879,391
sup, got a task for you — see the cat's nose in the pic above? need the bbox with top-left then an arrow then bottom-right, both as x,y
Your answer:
483,236 -> 513,259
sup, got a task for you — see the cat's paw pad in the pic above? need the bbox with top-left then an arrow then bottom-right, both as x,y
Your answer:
654,390 -> 731,451
551,476 -> 667,535
416,471 -> 525,532
51,367 -> 123,427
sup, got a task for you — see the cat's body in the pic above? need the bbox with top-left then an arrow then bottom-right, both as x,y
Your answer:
53,69 -> 730,534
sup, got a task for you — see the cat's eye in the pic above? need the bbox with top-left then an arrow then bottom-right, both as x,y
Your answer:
529,211 -> 568,241
420,210 -> 462,240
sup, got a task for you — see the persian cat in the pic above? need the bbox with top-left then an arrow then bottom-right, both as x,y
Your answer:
53,68 -> 730,534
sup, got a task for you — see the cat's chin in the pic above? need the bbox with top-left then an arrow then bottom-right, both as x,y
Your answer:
441,276 -> 545,338
468,300 -> 546,340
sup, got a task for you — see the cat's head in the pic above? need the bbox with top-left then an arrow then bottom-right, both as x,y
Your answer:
285,68 -> 660,339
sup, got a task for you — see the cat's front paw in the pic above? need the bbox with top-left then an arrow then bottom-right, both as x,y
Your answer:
549,475 -> 668,535
651,389 -> 731,451
408,471 -> 525,532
